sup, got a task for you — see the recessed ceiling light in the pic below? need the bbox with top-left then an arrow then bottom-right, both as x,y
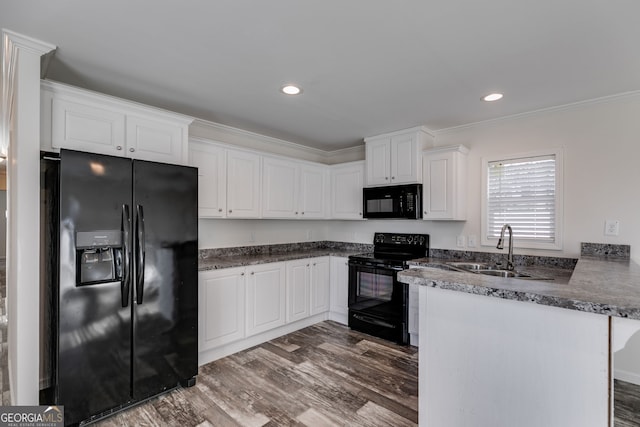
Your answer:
281,84 -> 302,95
482,93 -> 503,102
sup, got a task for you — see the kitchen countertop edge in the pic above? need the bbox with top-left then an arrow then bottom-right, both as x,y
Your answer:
398,256 -> 640,320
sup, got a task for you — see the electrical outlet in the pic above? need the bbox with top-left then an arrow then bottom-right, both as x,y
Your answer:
468,234 -> 477,248
456,235 -> 466,248
604,220 -> 620,236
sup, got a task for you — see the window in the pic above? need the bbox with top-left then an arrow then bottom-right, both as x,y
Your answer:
481,149 -> 563,250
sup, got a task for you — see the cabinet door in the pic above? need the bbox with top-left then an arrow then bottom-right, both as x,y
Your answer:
189,142 -> 226,217
299,165 -> 328,219
227,149 -> 261,218
199,267 -> 246,351
331,162 -> 365,220
310,257 -> 331,315
126,115 -> 186,164
365,138 -> 391,186
286,259 -> 310,322
330,257 -> 349,324
51,97 -> 126,156
391,133 -> 419,184
262,157 -> 299,219
423,147 -> 467,220
246,262 -> 286,336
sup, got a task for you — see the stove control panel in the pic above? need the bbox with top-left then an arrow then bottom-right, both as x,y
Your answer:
373,232 -> 429,247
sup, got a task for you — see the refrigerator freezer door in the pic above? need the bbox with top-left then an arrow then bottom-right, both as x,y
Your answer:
132,160 -> 198,401
57,150 -> 133,425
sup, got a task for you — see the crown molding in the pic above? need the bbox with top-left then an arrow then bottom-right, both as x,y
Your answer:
434,90 -> 640,136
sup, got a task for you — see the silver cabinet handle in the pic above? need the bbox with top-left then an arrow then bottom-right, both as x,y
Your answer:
218,208 -> 222,212
129,148 -> 135,152
116,146 -> 123,150
240,272 -> 245,276
301,212 -> 304,215
391,176 -> 395,179
295,211 -> 298,215
229,210 -> 232,213
251,272 -> 254,275
385,177 -> 389,180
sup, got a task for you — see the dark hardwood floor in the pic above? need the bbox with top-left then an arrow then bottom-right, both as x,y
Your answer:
94,321 -> 640,426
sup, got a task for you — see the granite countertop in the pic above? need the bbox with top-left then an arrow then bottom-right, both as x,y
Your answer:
398,256 -> 640,320
198,243 -> 370,271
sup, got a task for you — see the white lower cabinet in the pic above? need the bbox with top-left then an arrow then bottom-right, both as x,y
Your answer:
286,257 -> 331,323
246,262 -> 286,336
286,259 -> 311,322
310,257 -> 331,315
329,256 -> 349,324
199,267 -> 246,351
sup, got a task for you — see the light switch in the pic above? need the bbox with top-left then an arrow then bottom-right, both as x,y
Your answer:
456,235 -> 466,248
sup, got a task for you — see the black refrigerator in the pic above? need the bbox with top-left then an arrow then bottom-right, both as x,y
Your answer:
40,149 -> 198,426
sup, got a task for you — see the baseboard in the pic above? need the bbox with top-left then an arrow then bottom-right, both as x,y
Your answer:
614,368 -> 640,386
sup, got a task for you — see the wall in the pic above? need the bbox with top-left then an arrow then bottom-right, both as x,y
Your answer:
198,92 -> 640,384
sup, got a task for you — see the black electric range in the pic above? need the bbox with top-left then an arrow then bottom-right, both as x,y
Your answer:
347,232 -> 429,345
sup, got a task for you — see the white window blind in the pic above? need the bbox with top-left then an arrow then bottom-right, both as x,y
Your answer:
487,154 -> 557,243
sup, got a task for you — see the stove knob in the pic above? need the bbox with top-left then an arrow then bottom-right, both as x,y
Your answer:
419,236 -> 425,245
407,236 -> 414,244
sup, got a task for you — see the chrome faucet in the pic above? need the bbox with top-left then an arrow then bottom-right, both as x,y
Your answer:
496,224 -> 514,271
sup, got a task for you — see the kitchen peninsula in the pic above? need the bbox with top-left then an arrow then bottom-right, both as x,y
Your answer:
398,245 -> 640,427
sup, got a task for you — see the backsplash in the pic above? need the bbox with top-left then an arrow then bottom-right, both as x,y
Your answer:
580,242 -> 631,260
429,249 -> 578,270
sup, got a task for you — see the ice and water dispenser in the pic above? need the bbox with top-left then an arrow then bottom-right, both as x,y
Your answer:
76,230 -> 124,285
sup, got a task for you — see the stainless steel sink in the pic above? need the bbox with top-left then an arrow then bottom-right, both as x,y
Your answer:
446,262 -> 494,271
442,262 -> 553,281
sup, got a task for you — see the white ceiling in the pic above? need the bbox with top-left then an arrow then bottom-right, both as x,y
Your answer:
3,1 -> 640,151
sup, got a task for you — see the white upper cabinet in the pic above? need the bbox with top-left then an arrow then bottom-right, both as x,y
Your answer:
262,157 -> 300,219
365,126 -> 434,186
227,149 -> 262,218
189,140 -> 227,218
262,157 -> 329,219
331,161 -> 365,220
422,145 -> 469,221
41,80 -> 192,164
299,164 -> 329,219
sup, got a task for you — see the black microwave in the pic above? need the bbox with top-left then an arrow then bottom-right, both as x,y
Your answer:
363,184 -> 422,219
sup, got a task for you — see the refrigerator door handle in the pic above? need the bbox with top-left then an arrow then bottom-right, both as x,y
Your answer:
121,204 -> 131,307
135,204 -> 146,304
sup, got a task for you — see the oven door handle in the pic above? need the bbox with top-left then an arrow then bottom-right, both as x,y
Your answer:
352,313 -> 397,329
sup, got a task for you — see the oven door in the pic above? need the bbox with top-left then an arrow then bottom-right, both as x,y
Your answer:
348,261 -> 408,344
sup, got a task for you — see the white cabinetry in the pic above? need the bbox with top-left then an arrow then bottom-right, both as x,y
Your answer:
246,262 -> 286,336
408,283 -> 419,346
262,157 -> 328,219
286,257 -> 330,323
364,126 -> 433,186
310,257 -> 331,315
189,140 -> 227,217
41,80 -> 192,164
329,256 -> 349,325
422,145 -> 468,221
299,164 -> 329,219
286,259 -> 311,322
330,161 -> 365,220
227,149 -> 262,218
199,267 -> 246,351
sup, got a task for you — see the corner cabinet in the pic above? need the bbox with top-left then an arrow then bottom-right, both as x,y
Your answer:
41,80 -> 192,164
422,145 -> 469,221
330,161 -> 365,220
262,157 -> 328,219
365,126 -> 434,186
